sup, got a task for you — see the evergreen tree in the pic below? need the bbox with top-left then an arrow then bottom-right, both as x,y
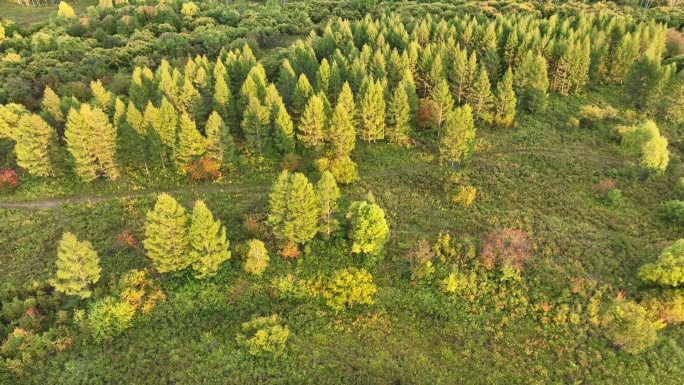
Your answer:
431,79 -> 454,134
91,80 -> 113,114
15,114 -> 59,177
440,105 -> 476,166
346,199 -> 390,256
125,101 -> 145,135
292,74 -> 313,120
159,97 -> 179,147
299,94 -> 327,150
276,59 -> 297,109
204,111 -> 233,165
467,66 -> 494,123
386,85 -> 411,145
144,193 -> 190,274
273,104 -> 295,154
50,232 -> 101,299
315,58 -> 331,95
65,105 -> 119,181
213,75 -> 237,130
494,67 -> 517,127
359,78 -> 386,143
175,113 -> 206,169
268,171 -> 319,246
328,82 -> 356,157
241,96 -> 271,155
41,86 -> 64,125
315,171 -> 341,237
514,52 -> 549,113
188,200 -> 231,279
244,239 -> 269,276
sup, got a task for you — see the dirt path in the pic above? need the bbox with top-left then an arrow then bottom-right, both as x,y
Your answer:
0,147 -> 627,210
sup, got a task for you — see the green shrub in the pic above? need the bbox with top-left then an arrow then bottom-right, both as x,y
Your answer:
659,200 -> 684,226
236,314 -> 290,358
602,300 -> 658,355
324,267 -> 376,312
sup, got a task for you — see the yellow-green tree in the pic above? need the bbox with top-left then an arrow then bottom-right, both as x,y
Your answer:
245,239 -> 269,276
50,232 -> 101,299
324,267 -> 377,312
440,105 -> 476,166
315,171 -> 340,236
41,86 -> 64,125
143,193 -> 190,274
188,200 -> 231,279
639,239 -> 684,287
58,2 -> 76,19
602,299 -> 658,355
268,171 -> 319,246
175,113 -> 206,169
346,198 -> 389,256
15,114 -> 60,177
328,82 -> 356,157
65,105 -> 119,181
298,94 -> 326,149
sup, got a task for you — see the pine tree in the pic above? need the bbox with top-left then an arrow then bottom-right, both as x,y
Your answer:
328,82 -> 356,158
244,239 -> 269,276
494,67 -> 517,127
204,111 -> 233,165
268,171 -> 319,246
386,86 -> 411,145
467,66 -> 494,123
41,86 -> 64,125
144,193 -> 190,274
273,104 -> 295,154
292,74 -> 313,120
315,58 -> 331,95
440,105 -> 476,166
15,114 -> 59,177
241,96 -> 271,155
315,171 -> 340,237
431,79 -> 454,134
359,78 -> 386,143
188,200 -> 231,279
299,94 -> 326,150
50,232 -> 101,299
175,113 -> 206,169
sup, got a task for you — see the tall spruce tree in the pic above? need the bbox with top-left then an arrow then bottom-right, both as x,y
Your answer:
440,104 -> 476,166
241,96 -> 271,155
143,193 -> 191,274
273,104 -> 295,154
50,232 -> 101,299
268,171 -> 319,246
494,67 -> 517,127
359,78 -> 386,143
467,66 -> 494,123
315,171 -> 341,237
328,82 -> 357,157
188,200 -> 231,279
175,113 -> 206,169
15,114 -> 59,177
386,86 -> 411,145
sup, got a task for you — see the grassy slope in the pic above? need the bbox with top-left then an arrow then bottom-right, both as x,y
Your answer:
1,0 -> 97,25
2,86 -> 683,383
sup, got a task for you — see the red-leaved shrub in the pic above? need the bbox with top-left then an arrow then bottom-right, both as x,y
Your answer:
479,228 -> 531,270
0,169 -> 19,192
185,158 -> 221,181
117,230 -> 138,248
418,99 -> 439,131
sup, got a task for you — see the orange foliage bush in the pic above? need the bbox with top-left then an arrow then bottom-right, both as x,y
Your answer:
185,158 -> 221,181
0,169 -> 19,192
479,228 -> 531,270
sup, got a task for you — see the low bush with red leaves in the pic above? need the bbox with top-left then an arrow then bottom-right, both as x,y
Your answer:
0,169 -> 19,192
185,158 -> 221,181
479,228 -> 531,270
117,230 -> 138,248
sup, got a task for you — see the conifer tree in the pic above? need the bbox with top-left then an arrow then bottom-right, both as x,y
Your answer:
503,30 -> 519,68
204,111 -> 233,165
431,79 -> 454,134
299,94 -> 327,150
273,104 -> 295,154
179,76 -> 204,119
65,105 -> 119,182
386,86 -> 411,145
126,101 -> 145,135
113,98 -> 125,128
239,75 -> 260,112
50,232 -> 101,299
292,74 -> 313,119
188,200 -> 231,279
159,97 -> 179,147
329,61 -> 344,102
315,58 -> 331,95
268,171 -> 319,246
91,80 -> 113,114
15,114 -> 59,177
328,82 -> 356,157
175,113 -> 206,169
359,78 -> 386,143
467,66 -> 494,123
245,239 -> 269,276
346,199 -> 390,256
440,105 -> 476,166
144,193 -> 190,274
664,72 -> 684,124
241,96 -> 271,155
514,52 -> 549,113
315,171 -> 341,237
494,67 -> 517,127
277,59 -> 298,109
41,86 -> 64,125
213,75 -> 237,129
213,57 -> 227,81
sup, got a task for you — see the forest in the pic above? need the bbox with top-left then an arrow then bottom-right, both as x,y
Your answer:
1,0 -> 684,383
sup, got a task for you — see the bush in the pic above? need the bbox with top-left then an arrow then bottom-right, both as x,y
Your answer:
329,156 -> 359,184
639,239 -> 684,287
279,153 -> 300,172
593,178 -> 616,198
236,314 -> 290,358
659,200 -> 684,226
244,239 -> 269,276
607,189 -> 622,206
185,158 -> 221,181
577,104 -> 617,127
0,169 -> 18,192
453,185 -> 477,207
479,228 -> 531,270
85,297 -> 136,343
324,267 -> 376,312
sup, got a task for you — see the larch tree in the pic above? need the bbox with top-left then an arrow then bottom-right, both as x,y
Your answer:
299,94 -> 327,150
467,66 -> 494,123
188,200 -> 231,279
50,232 -> 101,299
175,113 -> 206,169
359,78 -> 386,143
179,76 -> 204,119
494,67 -> 517,127
431,79 -> 454,135
65,105 -> 119,182
268,171 -> 319,247
273,103 -> 295,154
276,59 -> 298,109
292,74 -> 313,120
346,199 -> 390,257
204,111 -> 233,165
143,193 -> 191,274
159,97 -> 179,148
91,80 -> 113,114
41,86 -> 64,125
213,75 -> 237,129
15,114 -> 59,177
664,72 -> 684,124
386,85 -> 411,145
440,104 -> 476,167
328,82 -> 357,158
514,52 -> 549,113
315,171 -> 341,237
315,58 -> 331,95
58,1 -> 76,18
241,96 -> 271,155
